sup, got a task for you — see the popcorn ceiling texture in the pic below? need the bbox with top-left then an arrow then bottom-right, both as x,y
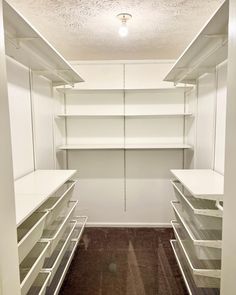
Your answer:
8,0 -> 224,60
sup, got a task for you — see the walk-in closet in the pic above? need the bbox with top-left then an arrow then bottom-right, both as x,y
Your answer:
0,0 -> 235,294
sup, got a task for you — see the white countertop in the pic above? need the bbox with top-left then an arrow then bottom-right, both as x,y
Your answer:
15,170 -> 76,226
171,169 -> 224,201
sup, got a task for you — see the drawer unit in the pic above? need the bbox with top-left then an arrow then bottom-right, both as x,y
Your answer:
18,211 -> 49,264
20,242 -> 50,295
173,223 -> 221,288
37,180 -> 76,226
171,201 -> 222,260
170,240 -> 220,295
41,201 -> 78,256
172,180 -> 222,230
26,272 -> 51,295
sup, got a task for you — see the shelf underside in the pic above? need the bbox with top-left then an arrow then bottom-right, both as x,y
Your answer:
3,1 -> 83,86
164,1 -> 229,84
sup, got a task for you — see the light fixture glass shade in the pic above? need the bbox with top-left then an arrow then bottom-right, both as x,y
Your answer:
119,23 -> 128,37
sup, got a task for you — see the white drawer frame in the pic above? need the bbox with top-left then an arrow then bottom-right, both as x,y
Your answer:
41,200 -> 78,256
171,180 -> 222,218
18,211 -> 49,264
20,241 -> 50,295
171,201 -> 222,249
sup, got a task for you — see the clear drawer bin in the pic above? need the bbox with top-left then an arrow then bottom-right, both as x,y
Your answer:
41,201 -> 78,256
170,240 -> 220,295
171,201 -> 222,260
26,272 -> 51,295
43,221 -> 77,282
20,241 -> 50,295
37,180 -> 76,226
172,180 -> 222,230
46,240 -> 77,295
173,222 -> 221,288
18,211 -> 49,264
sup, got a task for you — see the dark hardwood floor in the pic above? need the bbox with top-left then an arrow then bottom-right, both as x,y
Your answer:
59,228 -> 188,295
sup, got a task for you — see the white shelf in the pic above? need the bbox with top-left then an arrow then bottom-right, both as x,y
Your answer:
3,1 -> 83,86
56,87 -> 191,94
164,1 -> 228,85
58,143 -> 192,150
56,112 -> 192,118
14,170 -> 76,226
171,169 -> 224,201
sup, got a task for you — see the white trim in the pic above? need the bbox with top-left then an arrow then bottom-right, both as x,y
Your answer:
70,59 -> 176,65
85,222 -> 172,228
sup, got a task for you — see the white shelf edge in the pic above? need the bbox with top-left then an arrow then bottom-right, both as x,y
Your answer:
55,113 -> 193,118
171,169 -> 224,201
56,87 -> 193,94
57,143 -> 192,150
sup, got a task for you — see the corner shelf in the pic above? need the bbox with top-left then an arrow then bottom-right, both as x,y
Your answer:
164,0 -> 228,85
3,1 -> 83,86
171,169 -> 224,201
58,143 -> 192,150
14,170 -> 76,226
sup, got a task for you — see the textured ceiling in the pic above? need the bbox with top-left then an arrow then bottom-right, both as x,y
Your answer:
8,0 -> 224,60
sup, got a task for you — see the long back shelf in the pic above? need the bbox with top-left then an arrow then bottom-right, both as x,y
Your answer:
58,143 -> 192,150
164,0 -> 229,85
56,87 -> 191,94
3,1 -> 83,86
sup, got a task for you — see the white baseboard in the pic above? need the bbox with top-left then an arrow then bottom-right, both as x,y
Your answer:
85,222 -> 172,228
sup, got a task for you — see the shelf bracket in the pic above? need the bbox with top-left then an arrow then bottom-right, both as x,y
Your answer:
5,31 -> 40,49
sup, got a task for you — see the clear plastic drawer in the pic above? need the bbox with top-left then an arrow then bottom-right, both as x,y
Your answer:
26,272 -> 51,295
171,201 -> 222,260
40,201 -> 78,256
37,180 -> 76,226
20,241 -> 50,295
172,180 -> 222,230
18,211 -> 49,264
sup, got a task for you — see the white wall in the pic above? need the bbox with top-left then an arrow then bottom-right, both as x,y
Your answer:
32,73 -> 54,170
71,60 -> 175,89
57,61 -> 186,226
6,57 -> 55,180
188,61 -> 227,174
7,58 -> 34,179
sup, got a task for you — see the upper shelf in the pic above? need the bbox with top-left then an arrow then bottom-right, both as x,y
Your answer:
58,143 -> 192,150
14,169 -> 76,226
3,1 -> 83,86
171,169 -> 224,201
164,0 -> 229,85
56,87 -> 192,94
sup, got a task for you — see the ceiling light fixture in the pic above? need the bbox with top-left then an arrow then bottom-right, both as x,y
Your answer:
117,13 -> 132,37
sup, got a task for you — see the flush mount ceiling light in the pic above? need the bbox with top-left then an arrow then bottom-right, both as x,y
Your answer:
117,13 -> 132,37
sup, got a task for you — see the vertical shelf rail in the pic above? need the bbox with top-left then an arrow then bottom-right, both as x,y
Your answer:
29,69 -> 37,171
63,89 -> 69,169
123,64 -> 127,212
